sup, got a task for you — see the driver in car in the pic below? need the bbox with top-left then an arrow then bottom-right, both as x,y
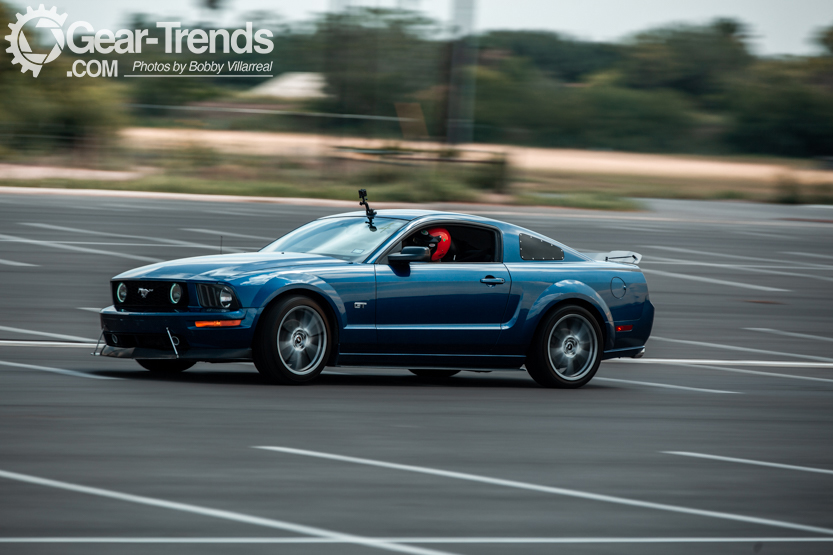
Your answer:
411,228 -> 450,262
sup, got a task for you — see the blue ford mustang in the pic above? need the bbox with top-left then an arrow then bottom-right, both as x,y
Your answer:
98,200 -> 653,388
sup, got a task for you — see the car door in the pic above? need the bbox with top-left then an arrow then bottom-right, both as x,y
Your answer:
374,261 -> 512,354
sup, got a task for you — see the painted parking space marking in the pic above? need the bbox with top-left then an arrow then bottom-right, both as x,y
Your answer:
0,258 -> 37,267
0,340 -> 96,348
745,328 -> 833,343
595,377 -> 740,394
640,269 -> 789,292
0,325 -> 96,343
611,359 -> 833,368
0,233 -> 161,263
0,536 -> 832,544
668,363 -> 833,384
649,245 -> 833,270
254,446 -> 833,536
784,251 -> 833,262
0,469 -> 458,555
182,228 -> 273,241
664,452 -> 833,476
0,360 -> 117,380
20,223 -> 246,253
650,337 -> 833,363
644,257 -> 833,284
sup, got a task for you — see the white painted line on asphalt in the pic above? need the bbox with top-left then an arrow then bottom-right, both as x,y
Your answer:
736,230 -> 787,240
0,360 -> 117,380
651,245 -> 833,270
664,452 -> 833,476
0,234 -> 161,263
0,341 -> 96,348
610,359 -> 833,368
650,337 -> 833,363
640,269 -> 789,292
20,223 -> 246,253
183,228 -> 273,241
77,307 -> 103,313
254,446 -> 833,536
784,251 -> 833,261
1,537 -> 833,544
0,470 -> 457,555
646,246 -> 769,264
0,258 -> 37,267
670,363 -> 833,385
595,377 -> 740,395
645,257 -> 833,284
7,241 -> 226,248
745,328 -> 833,343
0,325 -> 96,343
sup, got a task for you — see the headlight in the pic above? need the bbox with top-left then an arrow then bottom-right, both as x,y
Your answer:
170,283 -> 183,304
219,287 -> 233,308
116,282 -> 127,303
196,283 -> 240,310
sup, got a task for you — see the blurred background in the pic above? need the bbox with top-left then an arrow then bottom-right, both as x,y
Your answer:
1,0 -> 832,209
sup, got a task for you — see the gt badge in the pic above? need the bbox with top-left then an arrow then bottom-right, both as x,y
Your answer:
354,302 -> 367,309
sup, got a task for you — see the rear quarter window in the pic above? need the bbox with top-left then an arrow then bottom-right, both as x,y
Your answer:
519,233 -> 564,261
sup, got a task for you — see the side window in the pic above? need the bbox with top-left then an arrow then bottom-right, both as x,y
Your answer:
389,225 -> 498,263
519,233 -> 564,261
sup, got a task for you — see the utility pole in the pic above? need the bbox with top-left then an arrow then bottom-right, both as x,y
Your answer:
446,0 -> 477,145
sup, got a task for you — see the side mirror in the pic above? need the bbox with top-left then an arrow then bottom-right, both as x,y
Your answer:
388,246 -> 430,264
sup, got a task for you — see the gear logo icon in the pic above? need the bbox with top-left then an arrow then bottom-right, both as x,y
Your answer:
5,5 -> 68,77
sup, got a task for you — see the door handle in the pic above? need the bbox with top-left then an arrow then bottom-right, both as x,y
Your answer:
480,276 -> 505,285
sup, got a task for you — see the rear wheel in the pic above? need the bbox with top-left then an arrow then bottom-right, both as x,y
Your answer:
409,369 -> 460,379
136,359 -> 195,374
253,296 -> 332,384
526,306 -> 602,388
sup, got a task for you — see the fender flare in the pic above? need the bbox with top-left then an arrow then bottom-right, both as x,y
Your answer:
526,280 -> 615,351
249,273 -> 348,332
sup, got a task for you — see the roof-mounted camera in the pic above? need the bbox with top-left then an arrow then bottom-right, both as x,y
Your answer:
358,189 -> 377,230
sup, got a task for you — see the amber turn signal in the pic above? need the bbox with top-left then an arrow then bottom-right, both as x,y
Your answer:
195,319 -> 242,328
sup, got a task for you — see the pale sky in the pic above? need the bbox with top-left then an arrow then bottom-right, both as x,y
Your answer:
9,0 -> 833,56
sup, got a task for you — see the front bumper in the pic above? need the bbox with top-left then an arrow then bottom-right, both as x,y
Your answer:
99,306 -> 259,361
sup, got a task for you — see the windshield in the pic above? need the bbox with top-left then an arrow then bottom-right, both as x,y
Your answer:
261,217 -> 407,261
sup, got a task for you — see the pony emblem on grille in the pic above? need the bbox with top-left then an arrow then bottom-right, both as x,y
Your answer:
138,288 -> 153,298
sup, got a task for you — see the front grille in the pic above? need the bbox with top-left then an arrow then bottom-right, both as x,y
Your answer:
112,281 -> 189,312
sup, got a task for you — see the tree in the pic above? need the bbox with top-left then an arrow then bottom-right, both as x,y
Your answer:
311,8 -> 445,126
818,25 -> 833,55
620,18 -> 752,99
725,63 -> 833,156
478,30 -> 621,83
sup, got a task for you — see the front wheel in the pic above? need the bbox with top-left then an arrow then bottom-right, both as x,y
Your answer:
526,306 -> 602,388
136,359 -> 195,374
253,296 -> 332,384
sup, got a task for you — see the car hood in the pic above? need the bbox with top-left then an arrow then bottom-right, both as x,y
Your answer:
113,252 -> 347,281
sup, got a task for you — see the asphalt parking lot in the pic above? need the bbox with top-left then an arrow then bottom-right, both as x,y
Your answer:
1,190 -> 832,554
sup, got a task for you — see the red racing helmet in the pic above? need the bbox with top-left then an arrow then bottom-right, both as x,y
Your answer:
426,227 -> 450,261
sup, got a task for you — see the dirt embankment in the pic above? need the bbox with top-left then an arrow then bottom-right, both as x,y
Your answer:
122,127 -> 832,185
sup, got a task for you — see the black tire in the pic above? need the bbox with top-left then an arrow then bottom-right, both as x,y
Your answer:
136,359 -> 195,374
526,305 -> 602,388
409,369 -> 460,379
253,295 -> 332,385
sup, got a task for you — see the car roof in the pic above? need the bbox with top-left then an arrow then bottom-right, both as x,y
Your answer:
320,209 -> 500,224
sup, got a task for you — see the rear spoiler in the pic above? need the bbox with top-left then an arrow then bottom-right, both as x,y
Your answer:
585,251 -> 642,265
